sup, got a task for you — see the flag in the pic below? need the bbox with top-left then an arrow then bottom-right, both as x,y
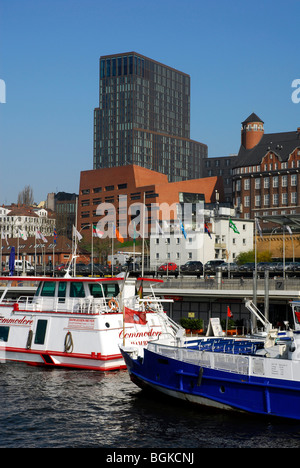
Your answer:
73,226 -> 82,241
180,220 -> 187,239
18,229 -> 27,240
229,219 -> 240,234
113,224 -> 124,243
227,306 -> 233,318
93,225 -> 104,238
124,307 -> 147,325
53,229 -> 57,244
1,232 -> 8,246
204,223 -> 212,239
255,219 -> 263,239
295,311 -> 300,323
156,221 -> 165,237
36,230 -> 47,243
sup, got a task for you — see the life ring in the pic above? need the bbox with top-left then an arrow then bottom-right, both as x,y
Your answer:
108,298 -> 119,311
64,331 -> 74,353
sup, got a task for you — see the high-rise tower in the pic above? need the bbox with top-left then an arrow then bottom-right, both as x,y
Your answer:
93,52 -> 207,182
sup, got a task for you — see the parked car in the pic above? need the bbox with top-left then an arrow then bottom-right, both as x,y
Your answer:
204,260 -> 225,274
180,261 -> 203,276
55,263 -> 67,276
85,263 -> 104,276
220,262 -> 239,274
257,262 -> 272,272
238,262 -> 255,274
158,263 -> 178,276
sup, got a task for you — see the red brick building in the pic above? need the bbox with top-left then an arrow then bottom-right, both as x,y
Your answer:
78,164 -> 224,240
233,113 -> 300,230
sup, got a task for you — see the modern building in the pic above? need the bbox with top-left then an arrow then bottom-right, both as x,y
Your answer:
47,192 -> 78,239
202,154 -> 237,204
93,52 -> 208,181
78,164 -> 224,240
232,113 -> 300,230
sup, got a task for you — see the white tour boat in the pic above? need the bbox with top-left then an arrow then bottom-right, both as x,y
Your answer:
0,275 -> 178,371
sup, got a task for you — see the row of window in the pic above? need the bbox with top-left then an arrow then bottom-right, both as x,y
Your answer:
241,192 -> 298,208
233,157 -> 300,175
236,174 -> 298,191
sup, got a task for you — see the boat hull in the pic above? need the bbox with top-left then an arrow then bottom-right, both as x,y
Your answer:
121,347 -> 300,420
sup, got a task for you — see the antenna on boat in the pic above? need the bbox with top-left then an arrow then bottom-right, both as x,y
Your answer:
64,254 -> 79,278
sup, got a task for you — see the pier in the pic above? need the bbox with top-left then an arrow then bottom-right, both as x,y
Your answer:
148,274 -> 300,332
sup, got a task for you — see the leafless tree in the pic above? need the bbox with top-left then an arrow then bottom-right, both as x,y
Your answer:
17,185 -> 34,205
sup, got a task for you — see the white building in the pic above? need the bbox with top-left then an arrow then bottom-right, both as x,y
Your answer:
0,205 -> 56,239
150,207 -> 254,269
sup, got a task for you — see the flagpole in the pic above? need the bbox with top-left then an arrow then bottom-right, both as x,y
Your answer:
35,231 -> 37,276
91,226 -> 94,277
142,192 -> 145,277
111,222 -> 114,277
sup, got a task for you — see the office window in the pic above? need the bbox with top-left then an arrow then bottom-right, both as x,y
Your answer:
264,194 -> 270,206
282,193 -> 288,205
244,179 -> 250,190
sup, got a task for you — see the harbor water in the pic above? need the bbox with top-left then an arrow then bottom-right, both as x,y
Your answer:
1,363 -> 300,449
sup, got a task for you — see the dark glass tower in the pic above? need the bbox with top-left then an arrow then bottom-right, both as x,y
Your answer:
93,52 -> 207,181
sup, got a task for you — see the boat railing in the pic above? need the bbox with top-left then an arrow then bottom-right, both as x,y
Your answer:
12,295 -> 118,315
147,342 -> 250,375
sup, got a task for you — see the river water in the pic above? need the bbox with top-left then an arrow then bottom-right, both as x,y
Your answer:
0,362 -> 300,449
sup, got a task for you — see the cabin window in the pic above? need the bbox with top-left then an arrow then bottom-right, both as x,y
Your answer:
41,282 -> 56,297
34,320 -> 47,345
88,283 -> 104,298
103,283 -> 120,298
70,282 -> 85,298
58,282 -> 67,299
0,326 -> 10,342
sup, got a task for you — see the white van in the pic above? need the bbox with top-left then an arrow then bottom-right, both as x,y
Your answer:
5,260 -> 34,275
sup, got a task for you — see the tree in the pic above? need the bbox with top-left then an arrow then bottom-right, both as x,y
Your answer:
17,185 -> 34,205
236,249 -> 272,265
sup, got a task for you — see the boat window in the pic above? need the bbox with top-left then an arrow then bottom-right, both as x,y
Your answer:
103,283 -> 120,298
88,283 -> 104,298
70,282 -> 85,298
35,282 -> 42,297
58,282 -> 67,298
0,326 -> 9,342
34,320 -> 47,345
41,282 -> 56,297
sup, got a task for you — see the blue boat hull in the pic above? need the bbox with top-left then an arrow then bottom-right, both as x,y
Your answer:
121,348 -> 300,420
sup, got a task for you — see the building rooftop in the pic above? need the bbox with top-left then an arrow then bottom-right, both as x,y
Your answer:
235,129 -> 300,168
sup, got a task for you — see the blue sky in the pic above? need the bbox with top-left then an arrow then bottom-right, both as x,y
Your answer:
0,0 -> 299,204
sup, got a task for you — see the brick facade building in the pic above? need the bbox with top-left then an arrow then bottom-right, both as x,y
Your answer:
78,164 -> 224,240
232,113 -> 300,230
